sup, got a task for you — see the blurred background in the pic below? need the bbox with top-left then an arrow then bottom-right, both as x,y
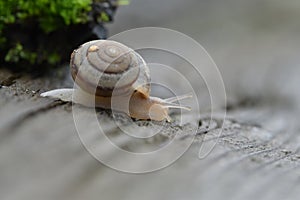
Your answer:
109,0 -> 300,102
1,0 -> 300,200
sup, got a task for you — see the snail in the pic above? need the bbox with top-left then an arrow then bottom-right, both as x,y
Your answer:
41,40 -> 191,121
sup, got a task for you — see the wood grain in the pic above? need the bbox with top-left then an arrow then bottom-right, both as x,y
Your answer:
1,0 -> 300,200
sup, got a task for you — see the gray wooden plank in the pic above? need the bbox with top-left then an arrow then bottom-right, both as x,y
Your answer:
1,0 -> 300,200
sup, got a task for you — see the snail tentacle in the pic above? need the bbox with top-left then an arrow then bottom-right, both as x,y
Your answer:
164,93 -> 193,103
41,40 -> 192,121
41,89 -> 74,102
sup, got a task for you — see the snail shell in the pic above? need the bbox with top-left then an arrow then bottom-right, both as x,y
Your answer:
41,40 -> 191,121
70,40 -> 150,98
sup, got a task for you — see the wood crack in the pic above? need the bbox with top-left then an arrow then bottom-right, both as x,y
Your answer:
0,100 -> 69,138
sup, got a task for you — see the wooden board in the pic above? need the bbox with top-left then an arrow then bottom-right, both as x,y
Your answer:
1,0 -> 300,200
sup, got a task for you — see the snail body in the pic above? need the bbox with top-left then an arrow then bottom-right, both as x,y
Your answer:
41,40 -> 191,121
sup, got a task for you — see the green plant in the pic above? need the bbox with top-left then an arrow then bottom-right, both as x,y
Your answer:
4,43 -> 37,64
0,0 -> 91,32
0,0 -> 129,71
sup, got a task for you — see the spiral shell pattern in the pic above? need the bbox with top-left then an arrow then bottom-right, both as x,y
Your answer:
70,40 -> 150,97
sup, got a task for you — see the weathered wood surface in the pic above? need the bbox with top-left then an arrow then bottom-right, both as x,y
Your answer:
1,0 -> 300,200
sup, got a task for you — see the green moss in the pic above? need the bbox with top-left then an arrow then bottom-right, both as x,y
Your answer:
100,12 -> 110,22
47,52 -> 60,65
0,0 -> 91,33
5,43 -> 37,64
0,0 -> 93,68
0,0 -> 128,69
117,0 -> 130,6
